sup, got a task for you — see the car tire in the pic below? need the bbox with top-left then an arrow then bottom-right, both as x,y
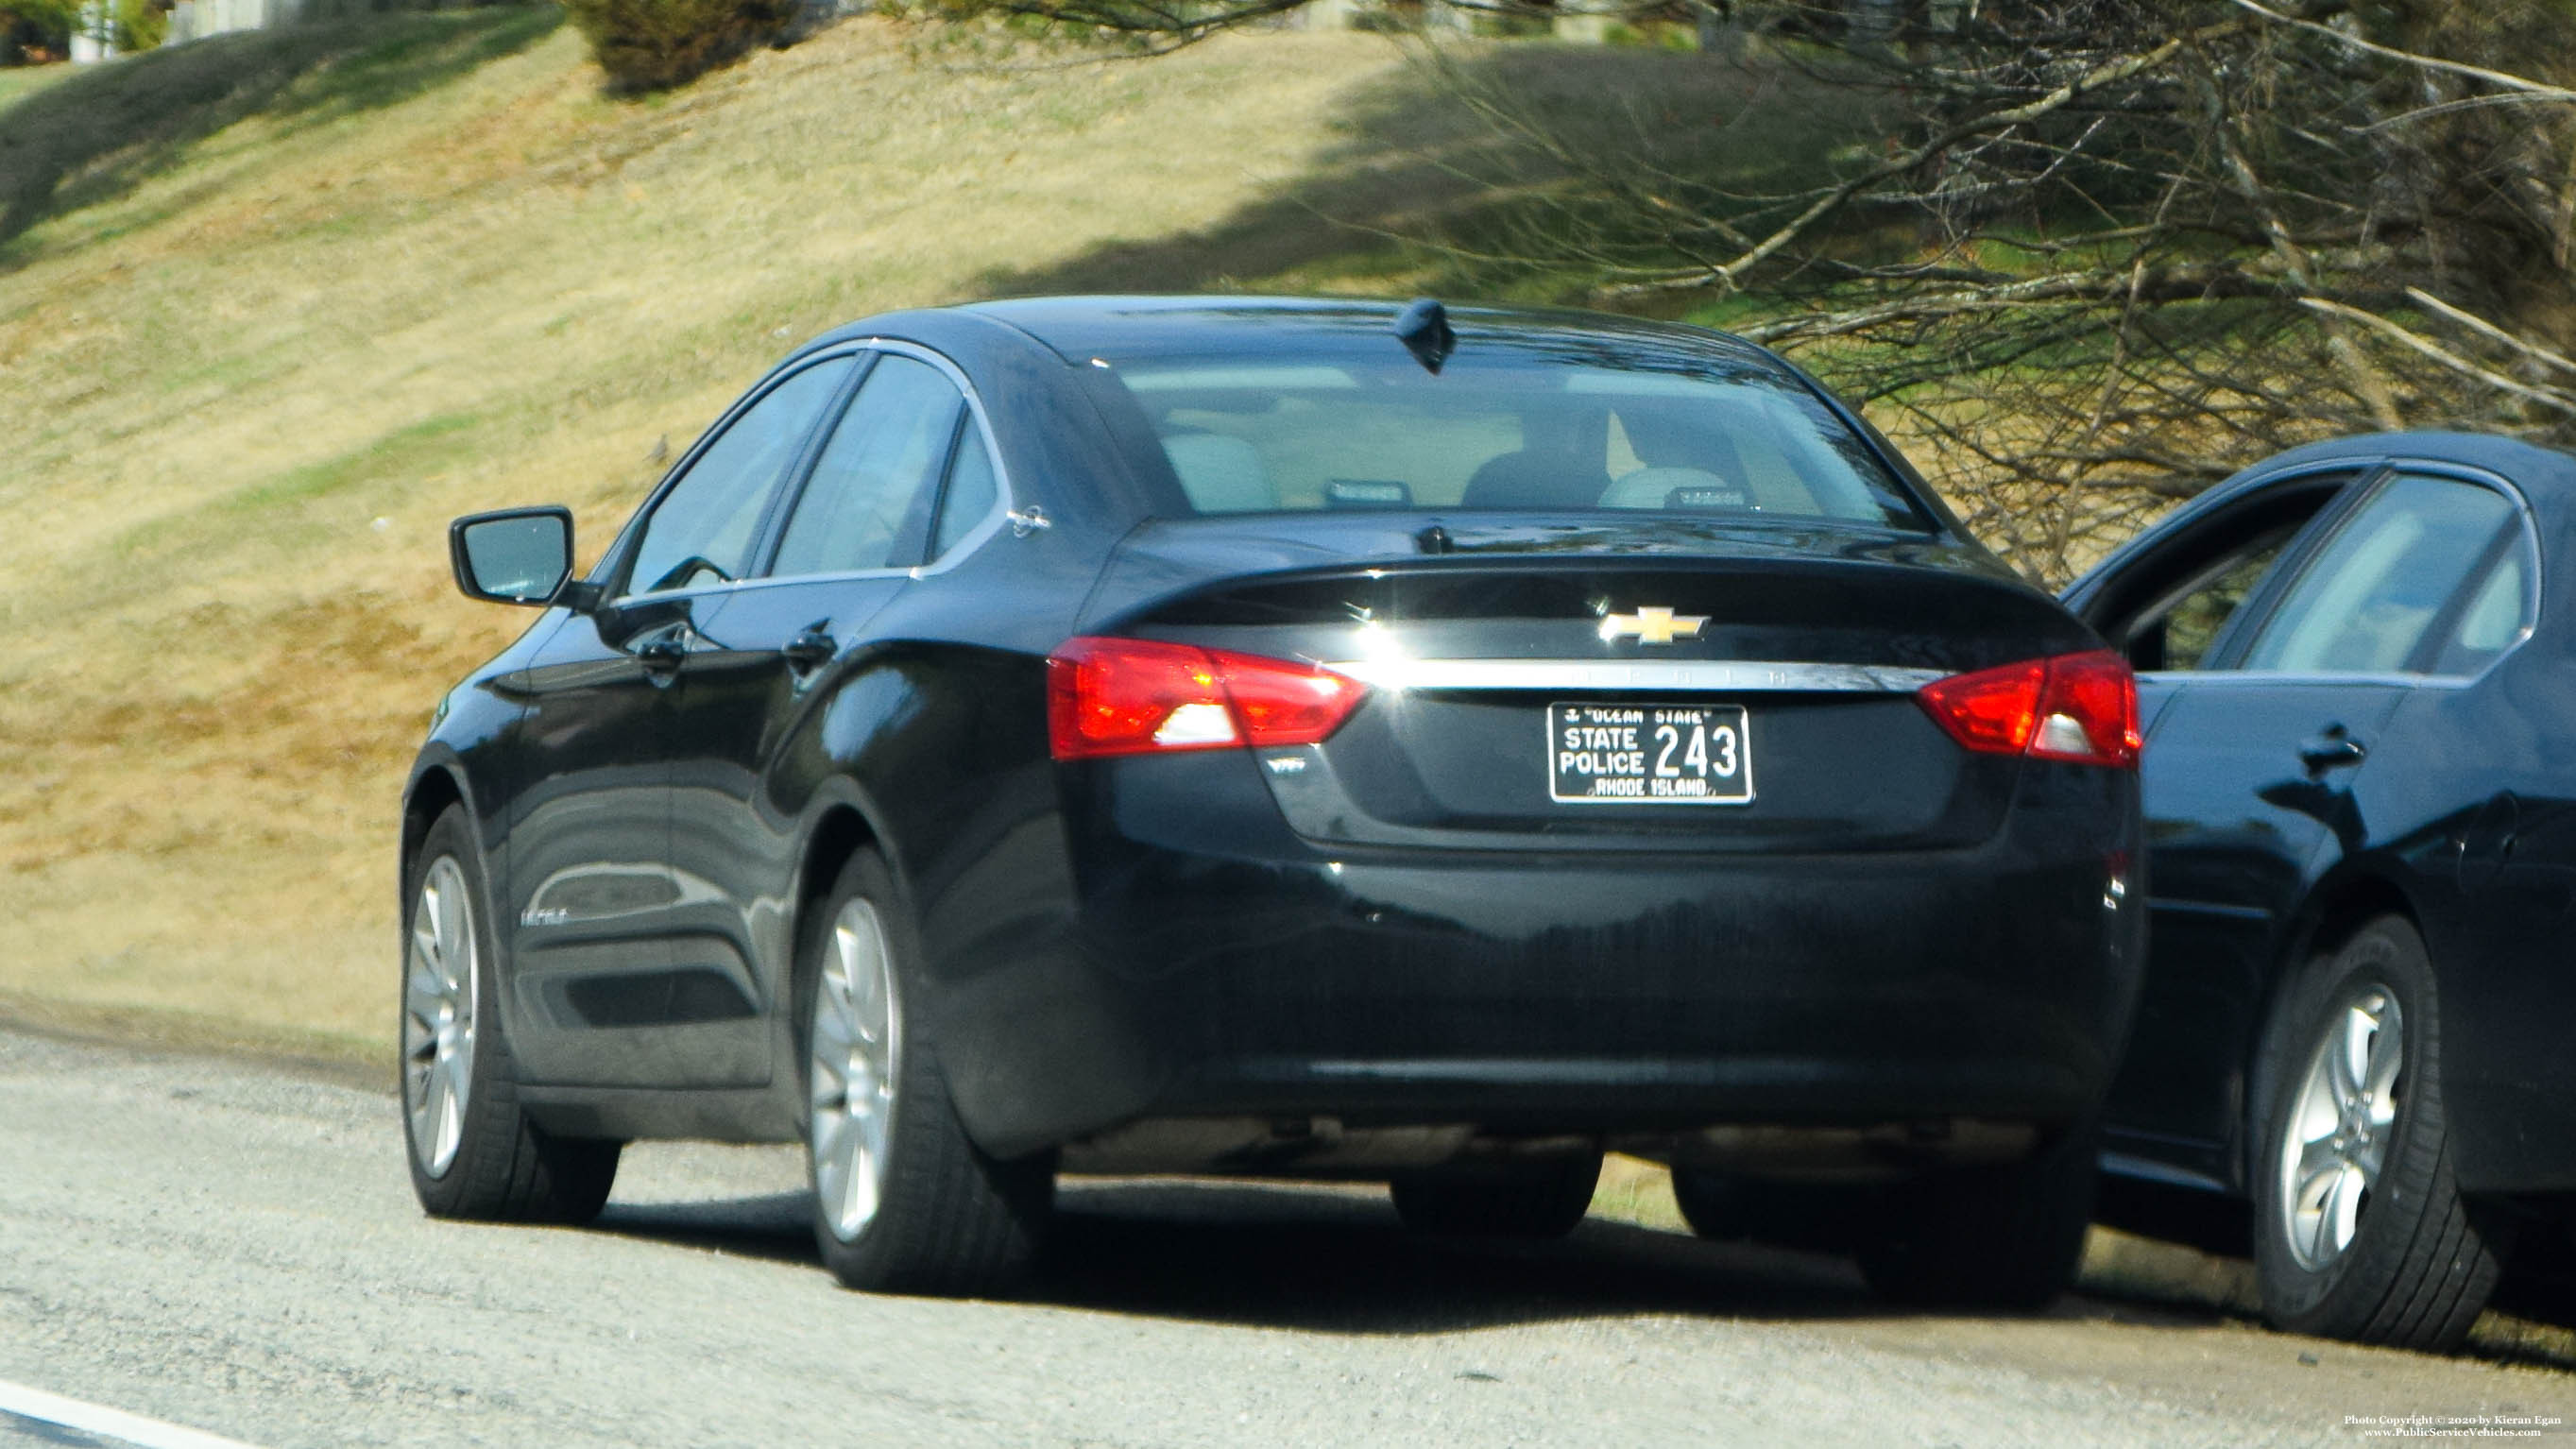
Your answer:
1390,1151 -> 1602,1238
1670,1168 -> 1878,1253
2249,915 -> 2510,1353
401,805 -> 622,1223
1854,1120 -> 2097,1311
799,849 -> 1051,1297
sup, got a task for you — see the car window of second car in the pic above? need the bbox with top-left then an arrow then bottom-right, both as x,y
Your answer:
625,357 -> 856,597
2136,530 -> 2298,672
2239,472 -> 2521,674
770,354 -> 967,577
2428,542 -> 2533,675
2088,473 -> 2359,673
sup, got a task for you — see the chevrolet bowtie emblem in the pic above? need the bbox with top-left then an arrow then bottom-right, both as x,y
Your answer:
1598,605 -> 1709,646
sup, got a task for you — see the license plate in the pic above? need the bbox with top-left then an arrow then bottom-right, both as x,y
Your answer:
1547,702 -> 1753,806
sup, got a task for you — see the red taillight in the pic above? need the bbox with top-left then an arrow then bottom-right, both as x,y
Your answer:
1916,650 -> 2140,769
1047,638 -> 1367,761
2029,651 -> 2143,766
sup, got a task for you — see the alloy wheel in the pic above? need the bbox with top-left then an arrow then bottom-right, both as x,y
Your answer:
402,855 -> 479,1178
2276,985 -> 2403,1271
810,897 -> 903,1243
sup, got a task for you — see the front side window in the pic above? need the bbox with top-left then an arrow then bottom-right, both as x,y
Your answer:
2240,473 -> 2520,674
626,358 -> 856,597
2151,534 -> 2297,672
1103,346 -> 1928,532
2076,469 -> 2357,670
770,354 -> 965,578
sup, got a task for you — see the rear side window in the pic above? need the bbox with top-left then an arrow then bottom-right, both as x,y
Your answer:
626,357 -> 855,596
770,354 -> 964,578
1105,351 -> 1927,531
2430,545 -> 2533,676
2240,473 -> 2519,674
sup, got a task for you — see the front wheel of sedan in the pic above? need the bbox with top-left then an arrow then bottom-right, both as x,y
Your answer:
2250,916 -> 2509,1353
800,850 -> 1051,1297
401,805 -> 622,1223
1390,1151 -> 1602,1238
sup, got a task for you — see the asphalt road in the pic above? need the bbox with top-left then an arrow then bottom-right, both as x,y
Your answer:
5,1029 -> 2574,1448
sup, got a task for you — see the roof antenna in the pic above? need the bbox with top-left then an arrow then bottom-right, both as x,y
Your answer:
1392,298 -> 1457,375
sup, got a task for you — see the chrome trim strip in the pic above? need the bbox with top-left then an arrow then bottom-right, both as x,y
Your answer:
1323,658 -> 1949,692
2097,1149 -> 2232,1195
2146,896 -> 2272,923
2140,670 -> 2475,691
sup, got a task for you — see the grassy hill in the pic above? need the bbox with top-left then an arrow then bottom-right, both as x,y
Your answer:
0,8 -> 1804,1061
0,0 -> 1831,1066
0,11 -> 1447,1057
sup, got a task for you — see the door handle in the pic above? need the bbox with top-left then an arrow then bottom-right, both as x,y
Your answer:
2298,728 -> 2366,776
635,636 -> 686,673
782,621 -> 836,673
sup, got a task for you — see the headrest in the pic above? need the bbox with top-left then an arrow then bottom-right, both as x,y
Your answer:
1162,433 -> 1276,514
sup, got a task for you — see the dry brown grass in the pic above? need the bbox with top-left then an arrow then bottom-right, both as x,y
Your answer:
0,13 -> 1419,1056
1587,1152 -> 1686,1233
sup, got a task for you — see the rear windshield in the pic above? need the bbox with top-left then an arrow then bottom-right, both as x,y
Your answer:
1102,346 -> 1931,531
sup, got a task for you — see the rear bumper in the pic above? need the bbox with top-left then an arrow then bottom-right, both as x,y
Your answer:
929,753 -> 2144,1160
2449,1073 -> 2576,1197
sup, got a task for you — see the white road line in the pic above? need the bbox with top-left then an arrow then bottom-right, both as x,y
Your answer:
0,1381 -> 264,1449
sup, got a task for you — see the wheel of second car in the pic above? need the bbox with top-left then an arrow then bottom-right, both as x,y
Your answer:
2249,915 -> 2510,1352
1390,1151 -> 1603,1238
401,804 -> 622,1224
1853,1120 -> 2097,1311
1670,1168 -> 1880,1254
799,848 -> 1053,1296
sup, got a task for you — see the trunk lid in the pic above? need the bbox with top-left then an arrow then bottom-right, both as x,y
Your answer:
1081,517 -> 2095,852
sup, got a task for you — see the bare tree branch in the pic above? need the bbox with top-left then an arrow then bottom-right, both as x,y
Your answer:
2403,286 -> 2576,380
2227,0 -> 2576,104
1635,26 -> 2218,297
2298,298 -> 2576,417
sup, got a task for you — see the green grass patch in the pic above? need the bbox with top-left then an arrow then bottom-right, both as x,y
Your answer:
105,410 -> 487,586
1588,1154 -> 1687,1233
0,8 -> 562,264
224,409 -> 483,515
0,64 -> 74,116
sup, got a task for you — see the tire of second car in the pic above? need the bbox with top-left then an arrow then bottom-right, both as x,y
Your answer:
1670,1169 -> 1879,1254
1390,1151 -> 1603,1239
1853,1119 -> 2099,1311
2250,914 -> 2511,1352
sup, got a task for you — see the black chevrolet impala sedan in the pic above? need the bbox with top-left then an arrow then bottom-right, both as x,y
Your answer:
400,297 -> 2143,1304
2066,432 -> 2576,1352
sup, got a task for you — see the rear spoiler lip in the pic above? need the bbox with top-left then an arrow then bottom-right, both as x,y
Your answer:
1323,657 -> 1952,694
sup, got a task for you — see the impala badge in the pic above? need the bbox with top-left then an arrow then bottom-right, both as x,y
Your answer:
1598,605 -> 1709,646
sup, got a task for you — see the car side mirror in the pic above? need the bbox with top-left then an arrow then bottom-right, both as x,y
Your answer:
450,506 -> 577,607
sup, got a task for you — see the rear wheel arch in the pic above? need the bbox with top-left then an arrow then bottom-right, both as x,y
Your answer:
2290,873 -> 2421,969
791,803 -> 889,1030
